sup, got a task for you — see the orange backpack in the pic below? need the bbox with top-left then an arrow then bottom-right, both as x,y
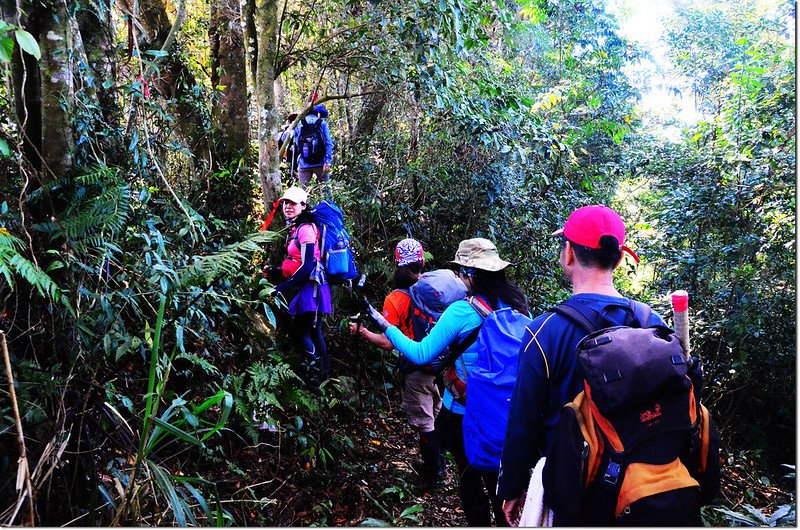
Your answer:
542,300 -> 720,525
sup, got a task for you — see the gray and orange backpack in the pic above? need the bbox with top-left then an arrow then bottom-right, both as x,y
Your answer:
542,299 -> 720,526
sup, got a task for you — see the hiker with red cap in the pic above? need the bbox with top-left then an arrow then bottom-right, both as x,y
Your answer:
272,185 -> 332,391
496,205 -> 666,525
348,238 -> 449,489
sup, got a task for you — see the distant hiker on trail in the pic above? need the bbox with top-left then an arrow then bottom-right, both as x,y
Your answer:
366,238 -> 528,527
275,112 -> 299,180
497,205 -> 689,525
294,104 -> 333,197
349,239 -> 450,490
272,186 -> 332,391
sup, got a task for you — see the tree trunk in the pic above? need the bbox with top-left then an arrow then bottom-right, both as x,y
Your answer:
208,0 -> 251,219
118,0 -> 212,186
76,1 -> 121,135
241,0 -> 258,89
351,87 -> 386,143
209,0 -> 249,161
254,0 -> 281,208
39,1 -> 74,177
7,2 -> 42,173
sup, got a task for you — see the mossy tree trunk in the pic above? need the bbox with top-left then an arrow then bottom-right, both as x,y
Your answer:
241,0 -> 258,89
76,0 -> 122,157
352,87 -> 387,143
254,0 -> 281,208
39,1 -> 74,178
208,0 -> 251,219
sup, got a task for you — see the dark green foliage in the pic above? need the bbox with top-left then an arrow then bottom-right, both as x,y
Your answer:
0,0 -> 793,525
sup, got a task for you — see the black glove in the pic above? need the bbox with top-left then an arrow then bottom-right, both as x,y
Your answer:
364,300 -> 390,332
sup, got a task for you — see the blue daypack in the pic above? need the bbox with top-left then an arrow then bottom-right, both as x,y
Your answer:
309,200 -> 358,283
461,296 -> 532,473
395,269 -> 468,375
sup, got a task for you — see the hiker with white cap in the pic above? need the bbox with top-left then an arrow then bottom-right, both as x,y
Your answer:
349,238 -> 449,489
366,237 -> 528,526
273,185 -> 332,390
496,205 -> 666,525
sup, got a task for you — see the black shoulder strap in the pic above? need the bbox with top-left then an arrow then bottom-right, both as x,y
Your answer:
550,298 -> 653,333
550,301 -> 599,334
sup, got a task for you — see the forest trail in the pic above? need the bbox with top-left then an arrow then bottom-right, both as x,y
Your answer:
201,326 -> 793,527
205,331 -> 470,527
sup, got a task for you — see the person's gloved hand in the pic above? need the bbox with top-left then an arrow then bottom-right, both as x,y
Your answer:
364,300 -> 390,332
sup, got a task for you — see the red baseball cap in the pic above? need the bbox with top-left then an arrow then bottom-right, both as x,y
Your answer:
551,205 -> 640,263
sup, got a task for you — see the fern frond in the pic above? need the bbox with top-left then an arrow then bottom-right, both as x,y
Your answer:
175,353 -> 221,377
0,230 -> 23,251
34,164 -> 132,254
183,231 -> 283,285
7,253 -> 61,301
75,165 -> 119,186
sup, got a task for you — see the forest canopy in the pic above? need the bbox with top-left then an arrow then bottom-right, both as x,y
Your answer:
0,0 -> 795,526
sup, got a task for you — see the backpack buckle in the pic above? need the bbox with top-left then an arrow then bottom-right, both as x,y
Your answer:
603,460 -> 621,484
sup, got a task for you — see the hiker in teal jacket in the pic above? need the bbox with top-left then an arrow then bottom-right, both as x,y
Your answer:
367,238 -> 528,527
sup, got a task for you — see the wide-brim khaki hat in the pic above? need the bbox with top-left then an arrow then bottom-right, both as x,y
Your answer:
451,238 -> 512,272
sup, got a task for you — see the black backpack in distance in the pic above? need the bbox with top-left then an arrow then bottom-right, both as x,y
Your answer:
297,118 -> 326,166
542,299 -> 720,526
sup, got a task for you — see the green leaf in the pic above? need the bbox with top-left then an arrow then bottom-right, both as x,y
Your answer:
398,504 -> 424,518
0,138 -> 9,157
0,36 -> 14,63
14,29 -> 40,60
146,460 -> 188,527
97,484 -> 118,509
150,417 -> 205,450
199,391 -> 233,442
180,480 -> 212,521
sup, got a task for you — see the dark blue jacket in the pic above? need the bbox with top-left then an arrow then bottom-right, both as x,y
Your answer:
496,293 -> 665,500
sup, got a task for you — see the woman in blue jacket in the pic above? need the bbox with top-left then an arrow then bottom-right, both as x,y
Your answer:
367,238 -> 528,526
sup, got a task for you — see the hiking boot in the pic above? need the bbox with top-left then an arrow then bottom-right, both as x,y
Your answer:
412,430 -> 448,490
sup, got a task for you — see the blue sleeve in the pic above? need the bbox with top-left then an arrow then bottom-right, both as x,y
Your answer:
385,301 -> 482,365
322,121 -> 333,165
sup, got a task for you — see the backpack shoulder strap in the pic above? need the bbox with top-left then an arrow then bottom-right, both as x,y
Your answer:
550,300 -> 599,334
467,295 -> 493,318
630,300 -> 652,328
446,297 -> 490,359
551,298 -> 653,332
291,223 -> 320,253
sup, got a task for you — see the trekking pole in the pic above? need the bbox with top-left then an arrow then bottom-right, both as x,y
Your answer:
671,290 -> 690,360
